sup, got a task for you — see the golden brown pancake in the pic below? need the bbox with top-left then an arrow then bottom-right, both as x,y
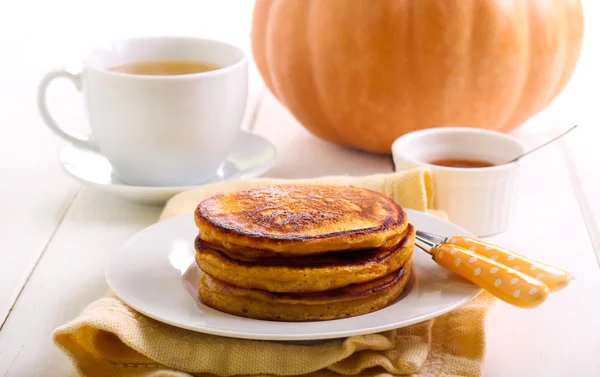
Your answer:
195,185 -> 408,257
195,224 -> 415,292
198,260 -> 412,321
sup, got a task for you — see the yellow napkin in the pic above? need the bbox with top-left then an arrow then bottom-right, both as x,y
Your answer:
53,167 -> 494,377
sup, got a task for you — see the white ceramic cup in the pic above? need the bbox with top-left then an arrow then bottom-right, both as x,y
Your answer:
37,36 -> 248,186
392,127 -> 526,237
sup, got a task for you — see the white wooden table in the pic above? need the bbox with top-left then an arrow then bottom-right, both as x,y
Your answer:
1,1 -> 599,376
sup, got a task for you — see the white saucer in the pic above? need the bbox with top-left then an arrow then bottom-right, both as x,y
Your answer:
60,131 -> 276,204
105,209 -> 482,341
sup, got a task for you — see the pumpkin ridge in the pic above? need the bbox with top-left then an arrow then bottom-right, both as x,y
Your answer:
500,1 -> 532,132
251,0 -> 276,97
263,2 -> 278,98
407,0 -> 419,140
535,1 -> 570,114
463,1 -> 475,128
307,0 -> 353,147
305,0 -> 349,146
547,0 -> 585,106
264,0 -> 289,107
439,1 -> 477,127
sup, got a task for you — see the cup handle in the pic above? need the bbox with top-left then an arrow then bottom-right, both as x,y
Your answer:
37,69 -> 99,151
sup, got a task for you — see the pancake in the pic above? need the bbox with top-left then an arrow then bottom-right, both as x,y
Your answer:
198,260 -> 412,321
195,184 -> 408,257
195,224 -> 415,292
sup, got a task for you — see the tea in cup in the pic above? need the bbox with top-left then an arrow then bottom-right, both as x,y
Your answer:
37,36 -> 248,186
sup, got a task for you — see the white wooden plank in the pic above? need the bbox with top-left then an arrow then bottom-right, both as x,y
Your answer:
561,128 -> 600,260
0,46 -> 80,328
545,0 -> 600,261
482,128 -> 600,377
0,188 -> 163,376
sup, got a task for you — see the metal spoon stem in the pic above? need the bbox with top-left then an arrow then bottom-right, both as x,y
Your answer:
506,125 -> 578,164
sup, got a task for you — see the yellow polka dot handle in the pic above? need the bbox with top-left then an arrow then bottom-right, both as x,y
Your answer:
433,244 -> 549,308
446,236 -> 571,293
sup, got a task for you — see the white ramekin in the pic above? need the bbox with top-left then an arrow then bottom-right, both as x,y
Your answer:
392,127 -> 526,237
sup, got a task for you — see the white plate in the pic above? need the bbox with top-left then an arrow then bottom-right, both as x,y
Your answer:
106,209 -> 481,341
60,131 -> 277,204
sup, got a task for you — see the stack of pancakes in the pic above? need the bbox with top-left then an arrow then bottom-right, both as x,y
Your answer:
194,184 -> 415,321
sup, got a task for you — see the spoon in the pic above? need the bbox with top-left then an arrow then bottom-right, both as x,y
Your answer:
505,125 -> 578,164
414,230 -> 571,309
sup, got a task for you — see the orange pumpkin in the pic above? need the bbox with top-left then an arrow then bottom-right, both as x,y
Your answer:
251,0 -> 584,154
